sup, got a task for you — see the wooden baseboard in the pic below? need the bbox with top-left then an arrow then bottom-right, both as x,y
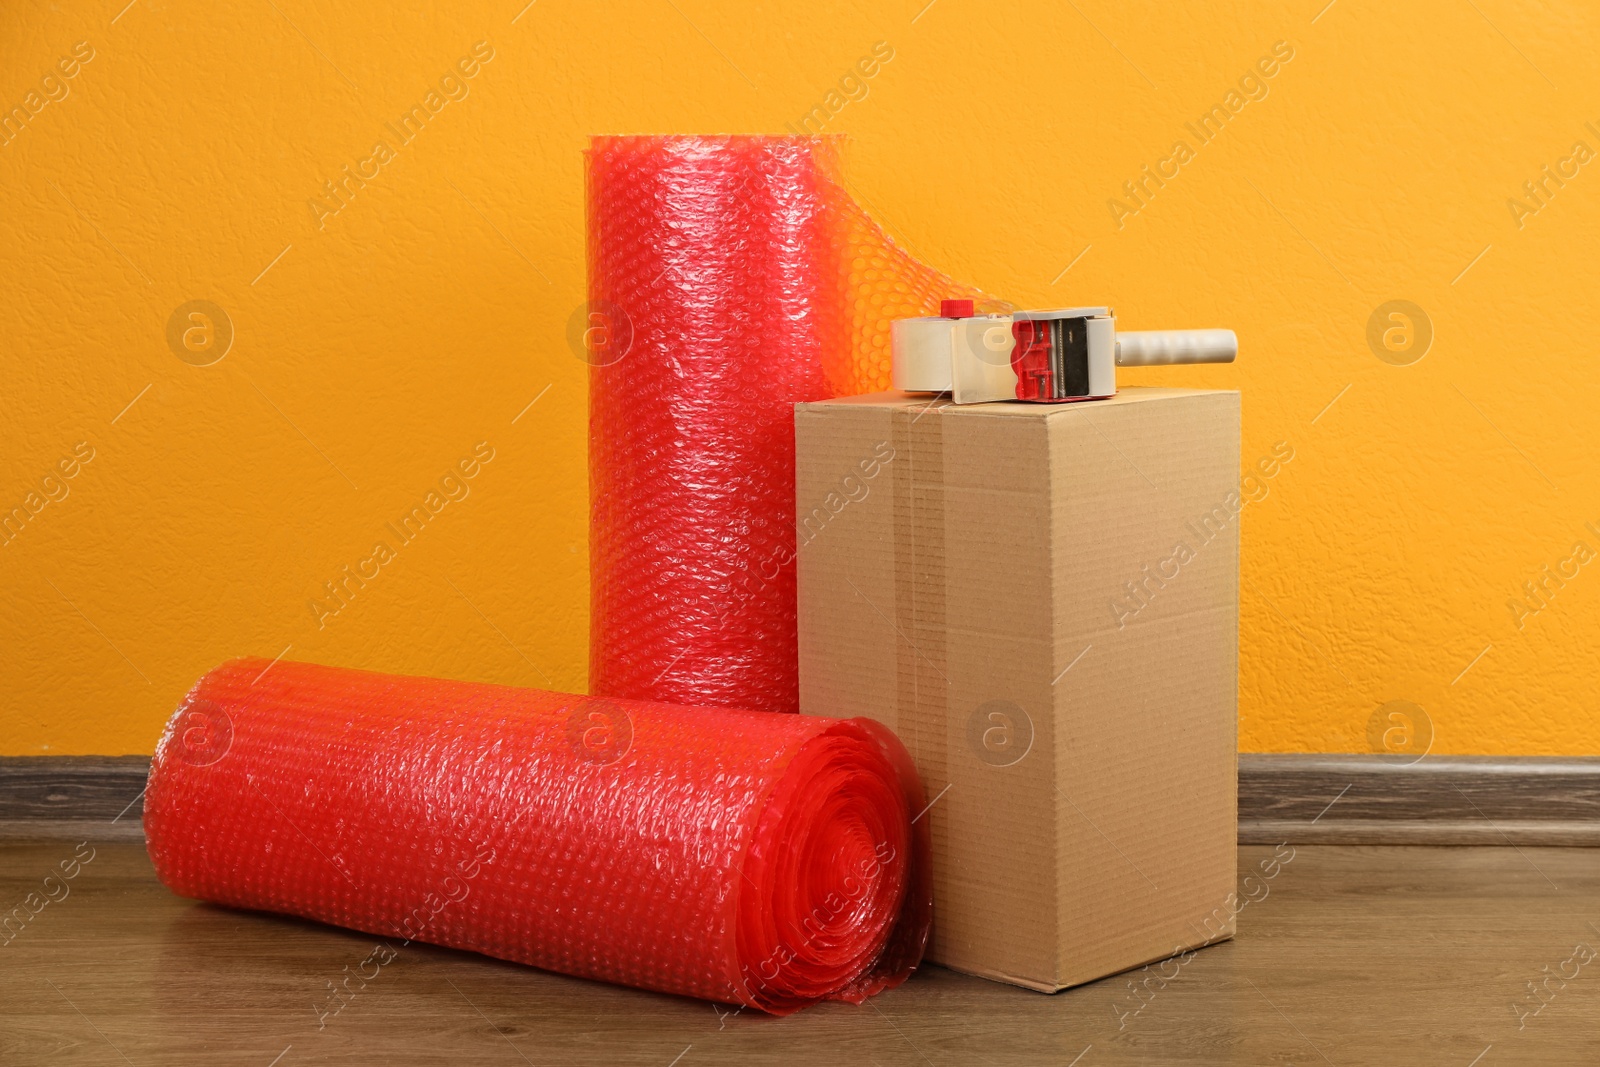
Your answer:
1237,753 -> 1600,846
0,756 -> 149,842
3,753 -> 1598,845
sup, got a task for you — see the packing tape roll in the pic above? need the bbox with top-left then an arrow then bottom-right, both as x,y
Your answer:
144,658 -> 932,1015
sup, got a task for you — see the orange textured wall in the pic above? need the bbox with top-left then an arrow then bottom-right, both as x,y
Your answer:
3,0 -> 1598,756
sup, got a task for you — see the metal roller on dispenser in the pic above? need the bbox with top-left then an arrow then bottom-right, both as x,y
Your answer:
892,299 -> 1237,404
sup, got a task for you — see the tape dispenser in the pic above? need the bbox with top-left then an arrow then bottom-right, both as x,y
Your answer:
892,299 -> 1237,404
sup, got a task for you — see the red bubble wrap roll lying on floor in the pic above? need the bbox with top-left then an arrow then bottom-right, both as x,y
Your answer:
144,658 -> 932,1014
587,135 -> 1002,713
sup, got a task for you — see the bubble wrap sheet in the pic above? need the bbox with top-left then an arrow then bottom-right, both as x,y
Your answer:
588,135 -> 1000,712
144,658 -> 932,1014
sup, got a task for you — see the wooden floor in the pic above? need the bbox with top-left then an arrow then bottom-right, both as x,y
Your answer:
2,841 -> 1598,1066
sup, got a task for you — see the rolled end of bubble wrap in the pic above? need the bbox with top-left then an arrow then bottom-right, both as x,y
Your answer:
143,658 -> 931,1014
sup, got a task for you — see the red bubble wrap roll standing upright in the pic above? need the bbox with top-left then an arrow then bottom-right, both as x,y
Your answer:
144,658 -> 932,1014
587,136 -> 999,712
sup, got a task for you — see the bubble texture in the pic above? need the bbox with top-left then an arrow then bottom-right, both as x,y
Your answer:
143,658 -> 932,1015
588,135 -> 1001,712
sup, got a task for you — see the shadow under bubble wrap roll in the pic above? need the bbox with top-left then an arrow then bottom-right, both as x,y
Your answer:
587,135 -> 1002,712
143,658 -> 933,1015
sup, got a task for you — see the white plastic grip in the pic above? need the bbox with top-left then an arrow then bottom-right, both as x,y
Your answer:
1115,329 -> 1237,367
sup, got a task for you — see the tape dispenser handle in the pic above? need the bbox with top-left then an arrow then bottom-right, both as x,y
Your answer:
1115,329 -> 1237,366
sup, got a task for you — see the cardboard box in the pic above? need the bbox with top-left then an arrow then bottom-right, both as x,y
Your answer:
795,387 -> 1239,991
